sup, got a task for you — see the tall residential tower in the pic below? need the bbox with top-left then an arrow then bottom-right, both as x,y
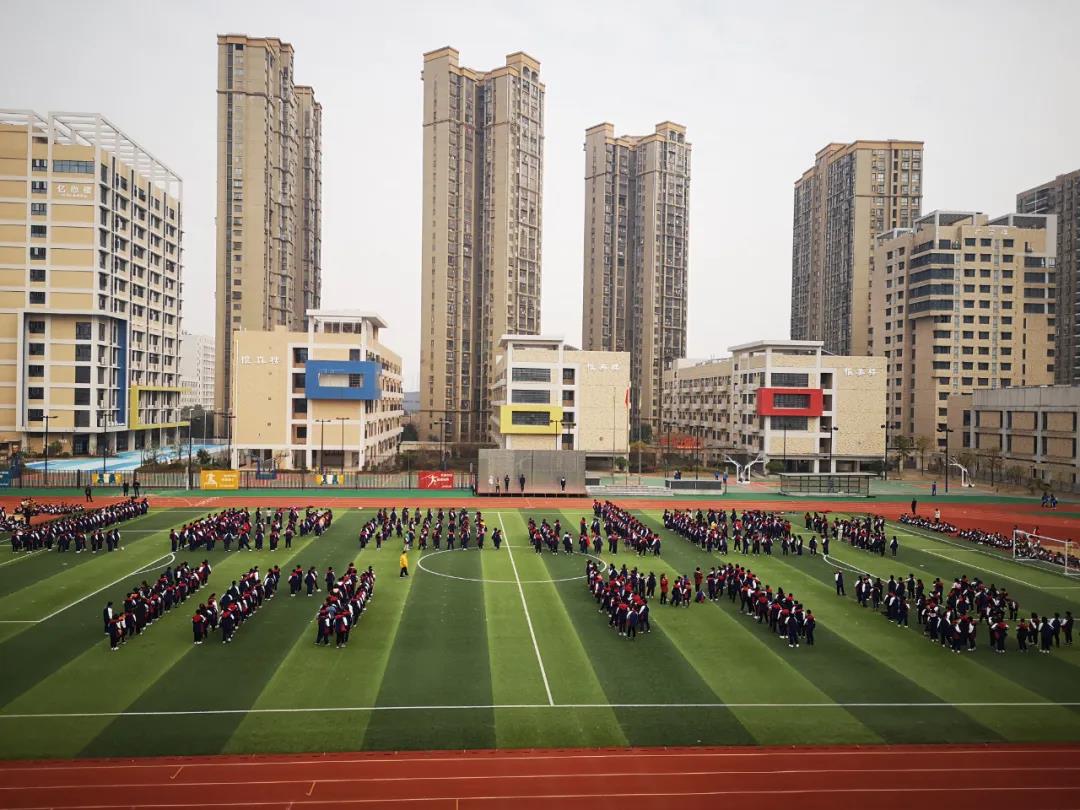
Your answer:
1017,169 -> 1079,384
791,139 -> 923,356
419,47 -> 544,443
582,122 -> 690,436
215,34 -> 322,416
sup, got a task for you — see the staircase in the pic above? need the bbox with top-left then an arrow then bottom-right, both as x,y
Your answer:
587,484 -> 673,498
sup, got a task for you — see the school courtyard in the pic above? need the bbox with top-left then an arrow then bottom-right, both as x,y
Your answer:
0,487 -> 1078,807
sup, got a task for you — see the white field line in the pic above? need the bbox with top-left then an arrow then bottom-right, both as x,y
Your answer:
1,700 -> 1078,720
0,549 -> 46,567
28,552 -> 176,624
922,549 -> 1044,589
498,511 -> 554,706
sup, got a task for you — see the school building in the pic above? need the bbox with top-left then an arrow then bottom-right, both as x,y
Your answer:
230,310 -> 403,470
488,334 -> 630,459
661,339 -> 886,473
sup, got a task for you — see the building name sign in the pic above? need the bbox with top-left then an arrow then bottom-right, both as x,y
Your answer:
585,363 -> 621,371
239,355 -> 281,366
842,367 -> 878,377
54,183 -> 93,201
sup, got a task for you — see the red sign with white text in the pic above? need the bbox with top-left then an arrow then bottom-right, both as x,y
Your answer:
418,471 -> 455,490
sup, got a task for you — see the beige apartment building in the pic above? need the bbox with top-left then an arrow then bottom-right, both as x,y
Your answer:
419,47 -> 544,444
947,386 -> 1080,488
231,310 -> 403,470
662,340 -> 885,473
215,34 -> 322,416
791,139 -> 923,356
582,121 -> 690,439
871,211 -> 1057,453
489,334 -> 629,457
1017,169 -> 1079,385
179,332 -> 214,411
0,111 -> 184,458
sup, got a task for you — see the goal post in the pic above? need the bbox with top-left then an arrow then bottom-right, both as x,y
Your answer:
1012,529 -> 1079,576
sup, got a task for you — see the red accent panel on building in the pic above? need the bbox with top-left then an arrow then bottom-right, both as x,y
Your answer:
756,388 -> 824,417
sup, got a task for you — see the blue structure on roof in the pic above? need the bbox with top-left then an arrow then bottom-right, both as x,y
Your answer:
304,360 -> 381,401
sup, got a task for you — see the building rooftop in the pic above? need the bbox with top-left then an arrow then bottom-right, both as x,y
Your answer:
306,309 -> 388,328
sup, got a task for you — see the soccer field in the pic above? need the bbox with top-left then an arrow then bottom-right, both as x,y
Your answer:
0,504 -> 1078,760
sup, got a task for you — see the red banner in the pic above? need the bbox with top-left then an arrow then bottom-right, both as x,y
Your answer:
418,471 -> 455,490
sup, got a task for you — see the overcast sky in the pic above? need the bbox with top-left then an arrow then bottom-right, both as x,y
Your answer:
3,0 -> 1078,388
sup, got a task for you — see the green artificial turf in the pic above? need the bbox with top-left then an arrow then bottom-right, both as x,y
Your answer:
0,505 -> 1077,759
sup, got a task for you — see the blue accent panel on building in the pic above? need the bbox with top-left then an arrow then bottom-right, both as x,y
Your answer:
304,360 -> 381,401
116,319 -> 128,426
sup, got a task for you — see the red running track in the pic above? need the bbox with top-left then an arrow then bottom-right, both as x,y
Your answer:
0,745 -> 1078,809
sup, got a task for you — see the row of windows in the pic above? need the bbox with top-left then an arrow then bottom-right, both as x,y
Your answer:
770,373 -> 809,387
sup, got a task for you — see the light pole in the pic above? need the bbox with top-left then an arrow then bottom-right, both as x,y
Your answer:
783,424 -> 788,473
316,419 -> 330,474
943,427 -> 953,494
828,425 -> 839,473
337,416 -> 347,474
42,414 -> 55,483
880,422 -> 889,481
98,410 -> 111,478
434,417 -> 449,471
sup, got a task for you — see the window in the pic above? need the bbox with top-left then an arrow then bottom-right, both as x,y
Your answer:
31,181 -> 46,194
31,158 -> 47,171
27,409 -> 43,422
27,365 -> 43,378
511,389 -> 551,404
27,387 -> 43,400
348,349 -> 361,362
75,321 -> 92,340
74,411 -> 90,428
29,291 -> 45,304
511,367 -> 551,383
75,344 -> 91,361
75,366 -> 90,384
27,320 -> 45,334
347,373 -> 364,388
28,343 -> 45,356
774,393 -> 811,409
74,388 -> 90,405
52,160 -> 94,174
292,348 -> 308,364
562,368 -> 575,385
771,373 -> 809,387
29,268 -> 45,282
30,225 -> 46,238
771,416 -> 808,430
511,410 -> 553,426
29,247 -> 45,260
30,202 -> 46,216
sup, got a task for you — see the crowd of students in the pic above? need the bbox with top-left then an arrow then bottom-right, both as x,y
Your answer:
103,559 -> 212,650
359,506 -> 501,552
11,499 -> 148,552
593,501 -> 662,556
314,563 -> 376,648
170,506 -> 333,552
664,507 -> 817,556
194,566 -> 280,644
585,560 -> 651,639
899,513 -> 959,534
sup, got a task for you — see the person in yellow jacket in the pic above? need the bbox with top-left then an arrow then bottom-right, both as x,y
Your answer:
399,550 -> 409,578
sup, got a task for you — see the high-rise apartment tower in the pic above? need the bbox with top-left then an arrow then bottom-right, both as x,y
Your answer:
1017,169 -> 1080,384
582,122 -> 690,435
791,139 -> 923,356
419,47 -> 544,443
215,34 -> 322,415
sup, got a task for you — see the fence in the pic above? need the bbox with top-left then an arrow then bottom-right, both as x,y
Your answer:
3,469 -> 475,491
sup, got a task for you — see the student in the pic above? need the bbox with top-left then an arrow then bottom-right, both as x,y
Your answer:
399,549 -> 409,578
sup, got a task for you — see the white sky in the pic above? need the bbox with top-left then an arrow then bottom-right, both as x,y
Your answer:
3,0 -> 1078,389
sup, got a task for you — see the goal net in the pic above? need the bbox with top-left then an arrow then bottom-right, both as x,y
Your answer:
1012,530 -> 1080,576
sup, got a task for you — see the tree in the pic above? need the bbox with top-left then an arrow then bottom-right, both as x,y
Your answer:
983,447 -> 1004,487
631,423 -> 653,443
766,459 -> 785,475
615,456 -> 627,472
914,435 -> 933,472
892,435 -> 913,478
401,423 -> 419,442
